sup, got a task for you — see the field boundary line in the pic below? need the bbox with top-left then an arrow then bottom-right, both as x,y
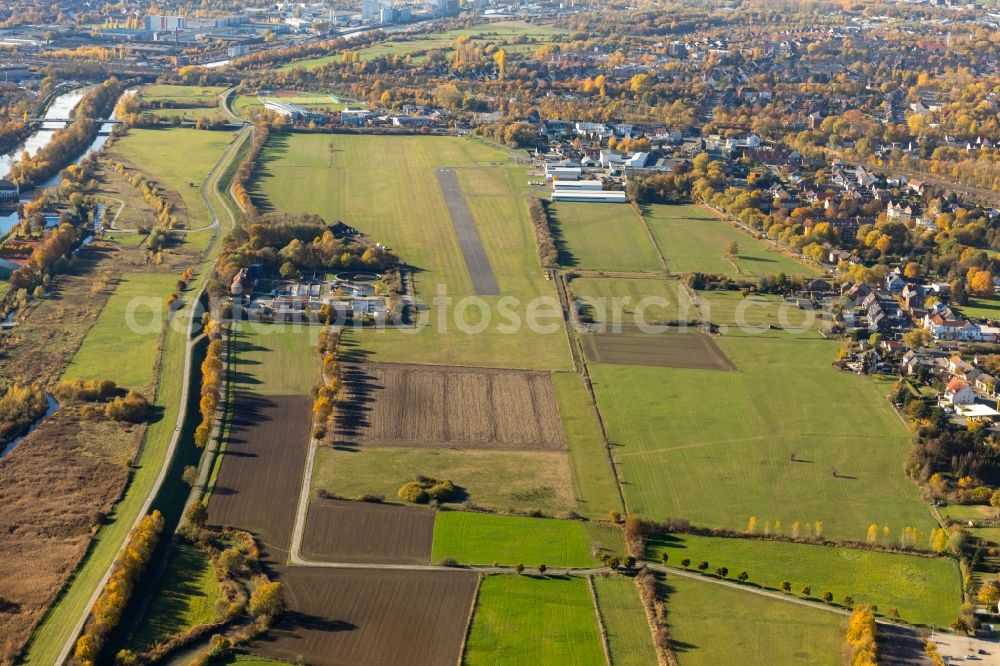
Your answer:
588,574 -> 614,666
630,202 -> 669,274
456,573 -> 483,666
554,271 -> 628,515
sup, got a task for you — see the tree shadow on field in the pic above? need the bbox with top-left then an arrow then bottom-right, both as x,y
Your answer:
336,337 -> 373,364
657,577 -> 699,654
545,207 -> 578,268
228,392 -> 276,431
331,364 -> 382,446
254,611 -> 358,645
248,132 -> 290,214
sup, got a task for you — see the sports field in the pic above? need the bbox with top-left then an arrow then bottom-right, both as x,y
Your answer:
650,533 -> 960,626
254,133 -> 570,370
464,575 -> 605,666
644,204 -> 817,277
551,203 -> 663,272
664,575 -> 844,665
62,272 -> 179,388
589,333 -> 932,541
231,92 -> 348,118
111,128 -> 236,228
431,511 -> 600,568
592,574 -> 659,666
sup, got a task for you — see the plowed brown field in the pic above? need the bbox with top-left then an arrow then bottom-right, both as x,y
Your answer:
336,363 -> 565,450
301,499 -> 435,565
207,393 -> 312,556
251,567 -> 479,666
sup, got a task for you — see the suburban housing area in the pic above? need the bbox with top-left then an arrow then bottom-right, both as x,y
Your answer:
0,0 -> 999,665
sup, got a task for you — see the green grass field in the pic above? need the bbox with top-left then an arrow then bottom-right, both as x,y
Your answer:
62,272 -> 178,388
130,543 -> 222,651
569,276 -> 697,325
956,295 -> 1000,321
311,446 -> 580,515
664,574 -> 845,665
649,534 -> 960,626
551,203 -> 663,272
464,575 -> 605,666
254,133 -> 570,370
589,333 -> 932,541
592,575 -> 658,666
139,84 -> 228,121
551,372 -> 624,519
280,21 -> 569,70
431,512 -> 601,568
231,323 -> 320,396
111,128 -> 236,229
644,204 -> 817,277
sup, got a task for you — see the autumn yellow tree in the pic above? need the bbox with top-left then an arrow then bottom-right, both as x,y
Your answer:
967,267 -> 993,296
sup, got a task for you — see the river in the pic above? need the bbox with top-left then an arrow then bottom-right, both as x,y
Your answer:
0,87 -> 135,235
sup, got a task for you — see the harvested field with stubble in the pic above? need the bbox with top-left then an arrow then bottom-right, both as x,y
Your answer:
207,393 -> 312,555
251,567 -> 478,666
335,363 -> 565,449
301,499 -> 435,565
582,326 -> 736,371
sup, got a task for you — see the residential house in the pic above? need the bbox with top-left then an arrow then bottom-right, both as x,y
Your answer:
944,377 -> 976,405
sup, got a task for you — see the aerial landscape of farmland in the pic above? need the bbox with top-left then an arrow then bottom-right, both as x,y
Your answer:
1,2 -> 997,665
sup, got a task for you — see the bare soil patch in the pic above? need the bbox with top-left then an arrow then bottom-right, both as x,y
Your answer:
207,393 -> 312,557
250,567 -> 478,666
300,499 -> 434,565
582,327 -> 736,371
335,363 -> 565,450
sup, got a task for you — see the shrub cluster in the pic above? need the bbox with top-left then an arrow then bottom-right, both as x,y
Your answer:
74,511 -> 163,666
397,477 -> 460,504
101,392 -> 151,423
53,379 -> 117,402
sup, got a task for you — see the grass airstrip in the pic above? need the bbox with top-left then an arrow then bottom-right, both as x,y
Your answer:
253,132 -> 571,370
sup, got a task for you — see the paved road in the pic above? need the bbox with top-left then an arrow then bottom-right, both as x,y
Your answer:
53,127 -> 250,666
437,168 -> 500,296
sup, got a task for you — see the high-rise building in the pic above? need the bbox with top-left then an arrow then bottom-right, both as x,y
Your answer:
144,15 -> 186,31
362,0 -> 380,21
